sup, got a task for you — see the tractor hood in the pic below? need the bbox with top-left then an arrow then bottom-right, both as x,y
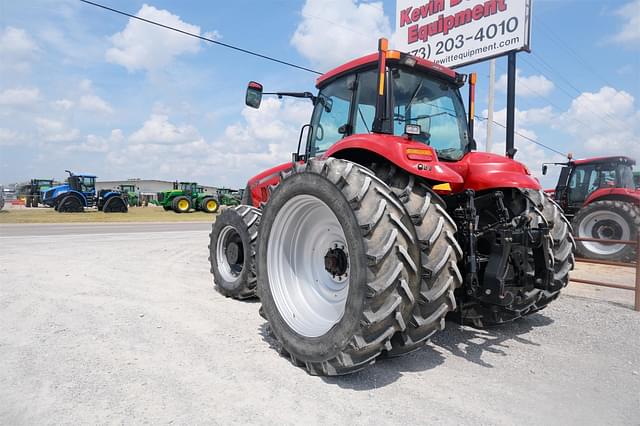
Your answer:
42,183 -> 70,203
447,152 -> 541,193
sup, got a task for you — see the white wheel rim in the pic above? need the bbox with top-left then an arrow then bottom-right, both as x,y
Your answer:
267,194 -> 350,338
216,225 -> 243,282
578,210 -> 630,256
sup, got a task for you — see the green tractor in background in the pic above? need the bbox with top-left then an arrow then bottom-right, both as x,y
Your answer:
118,183 -> 141,207
216,187 -> 241,208
157,181 -> 219,214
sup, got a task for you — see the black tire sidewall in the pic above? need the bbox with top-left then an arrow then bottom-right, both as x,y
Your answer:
104,197 -> 127,213
210,209 -> 252,293
257,172 -> 367,363
59,195 -> 82,212
172,196 -> 190,213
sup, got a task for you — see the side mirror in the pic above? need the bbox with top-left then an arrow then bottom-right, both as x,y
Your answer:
246,81 -> 263,109
542,165 -> 548,175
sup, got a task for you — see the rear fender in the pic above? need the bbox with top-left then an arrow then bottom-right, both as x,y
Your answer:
584,188 -> 640,207
325,134 -> 463,184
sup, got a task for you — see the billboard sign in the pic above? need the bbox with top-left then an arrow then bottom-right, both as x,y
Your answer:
395,0 -> 532,68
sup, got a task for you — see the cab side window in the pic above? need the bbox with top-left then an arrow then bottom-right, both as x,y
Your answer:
310,76 -> 354,155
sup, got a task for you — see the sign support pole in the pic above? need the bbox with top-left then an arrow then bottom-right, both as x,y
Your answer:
505,52 -> 517,159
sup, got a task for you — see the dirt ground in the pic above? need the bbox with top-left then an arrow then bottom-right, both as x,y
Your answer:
0,223 -> 638,425
0,204 -> 218,223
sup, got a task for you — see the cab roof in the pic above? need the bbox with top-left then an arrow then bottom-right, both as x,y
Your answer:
316,52 -> 458,88
573,156 -> 636,166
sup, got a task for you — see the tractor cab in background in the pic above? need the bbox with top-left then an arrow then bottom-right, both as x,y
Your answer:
544,156 -> 639,262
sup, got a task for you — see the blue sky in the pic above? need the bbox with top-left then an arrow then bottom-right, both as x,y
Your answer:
1,0 -> 638,188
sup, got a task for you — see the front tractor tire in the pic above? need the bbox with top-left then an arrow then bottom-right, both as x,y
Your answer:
460,190 -> 575,327
201,197 -> 220,214
58,195 -> 84,213
103,196 -> 128,213
209,205 -> 261,299
573,200 -> 639,263
257,158 -> 420,376
172,196 -> 191,213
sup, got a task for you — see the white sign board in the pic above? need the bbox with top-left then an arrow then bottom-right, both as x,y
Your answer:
395,0 -> 531,68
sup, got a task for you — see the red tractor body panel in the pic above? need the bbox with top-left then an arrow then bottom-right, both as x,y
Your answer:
246,162 -> 295,207
447,152 -> 541,193
324,135 -> 463,184
583,187 -> 640,207
246,144 -> 539,207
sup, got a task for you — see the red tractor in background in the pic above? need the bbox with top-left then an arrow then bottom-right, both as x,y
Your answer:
543,156 -> 639,262
209,39 -> 574,376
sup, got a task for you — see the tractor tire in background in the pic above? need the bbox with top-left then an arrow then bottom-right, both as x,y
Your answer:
209,205 -> 261,299
103,196 -> 128,213
172,196 -> 191,213
241,185 -> 253,206
572,200 -> 639,263
460,190 -> 575,327
163,205 -> 171,211
257,158 -> 420,376
58,195 -> 84,213
372,163 -> 462,356
201,197 -> 220,214
25,197 -> 32,208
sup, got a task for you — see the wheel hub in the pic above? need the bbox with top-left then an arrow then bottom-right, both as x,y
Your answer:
226,241 -> 240,264
592,220 -> 622,240
324,245 -> 348,279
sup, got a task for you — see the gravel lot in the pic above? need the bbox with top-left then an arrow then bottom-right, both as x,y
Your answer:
1,223 -> 639,425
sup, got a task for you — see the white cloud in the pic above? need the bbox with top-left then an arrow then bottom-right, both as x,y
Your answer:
70,129 -> 124,153
291,0 -> 391,70
52,99 -> 74,110
0,27 -> 38,71
105,4 -> 213,72
36,117 -> 80,143
79,94 -> 113,114
558,86 -> 640,160
497,69 -> 555,97
129,114 -> 202,145
612,0 -> 640,46
0,128 -> 22,146
0,88 -> 40,107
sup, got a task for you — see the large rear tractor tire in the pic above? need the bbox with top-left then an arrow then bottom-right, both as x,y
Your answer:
172,196 -> 191,213
201,197 -> 220,214
103,196 -> 128,213
573,200 -> 639,263
372,163 -> 462,356
257,158 -> 420,375
58,195 -> 84,213
209,205 -> 261,299
460,190 -> 575,327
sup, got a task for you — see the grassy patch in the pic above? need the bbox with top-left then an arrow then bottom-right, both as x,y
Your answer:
0,206 -> 217,223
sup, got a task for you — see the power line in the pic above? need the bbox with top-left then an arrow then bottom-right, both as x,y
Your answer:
78,0 -> 322,75
475,115 -> 567,157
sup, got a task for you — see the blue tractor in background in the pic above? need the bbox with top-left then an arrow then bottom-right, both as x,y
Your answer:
42,170 -> 128,213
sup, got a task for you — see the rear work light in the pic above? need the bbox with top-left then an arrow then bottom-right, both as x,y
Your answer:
406,148 -> 433,162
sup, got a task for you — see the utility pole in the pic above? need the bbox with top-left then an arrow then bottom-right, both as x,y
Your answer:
486,59 -> 495,153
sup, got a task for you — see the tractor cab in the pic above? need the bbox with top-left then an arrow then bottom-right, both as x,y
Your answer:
179,182 -> 199,195
67,174 -> 96,195
545,156 -> 637,216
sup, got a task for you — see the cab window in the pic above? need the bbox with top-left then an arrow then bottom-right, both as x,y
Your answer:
309,76 -> 354,156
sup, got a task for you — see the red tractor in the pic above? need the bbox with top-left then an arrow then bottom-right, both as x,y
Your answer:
209,39 -> 574,376
543,156 -> 639,262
